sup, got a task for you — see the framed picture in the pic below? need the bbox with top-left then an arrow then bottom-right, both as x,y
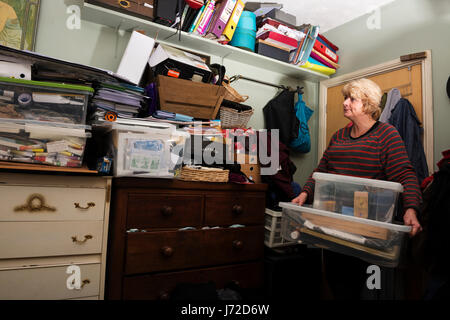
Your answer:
0,0 -> 41,51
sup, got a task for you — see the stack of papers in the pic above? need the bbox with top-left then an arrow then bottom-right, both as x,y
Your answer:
90,81 -> 147,120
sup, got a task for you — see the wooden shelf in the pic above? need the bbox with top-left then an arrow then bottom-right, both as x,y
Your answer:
81,2 -> 329,82
0,161 -> 98,174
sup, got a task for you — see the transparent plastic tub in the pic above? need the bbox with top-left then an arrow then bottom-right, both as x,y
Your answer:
106,121 -> 189,178
0,119 -> 91,168
279,202 -> 411,267
0,77 -> 93,125
312,172 -> 403,223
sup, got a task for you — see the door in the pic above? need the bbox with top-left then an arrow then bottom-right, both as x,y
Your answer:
318,51 -> 433,172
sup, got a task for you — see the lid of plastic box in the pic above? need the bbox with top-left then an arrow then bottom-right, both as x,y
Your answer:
0,118 -> 91,131
0,76 -> 94,93
312,172 -> 403,192
279,202 -> 412,233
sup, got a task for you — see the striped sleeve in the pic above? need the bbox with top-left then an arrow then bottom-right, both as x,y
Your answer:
380,125 -> 422,213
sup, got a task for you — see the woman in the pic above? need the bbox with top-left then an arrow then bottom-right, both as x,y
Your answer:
291,78 -> 422,299
292,78 -> 422,235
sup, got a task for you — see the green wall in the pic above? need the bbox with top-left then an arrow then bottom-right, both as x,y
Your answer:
324,0 -> 450,171
32,0 -> 319,185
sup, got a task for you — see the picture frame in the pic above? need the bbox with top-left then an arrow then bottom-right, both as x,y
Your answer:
0,0 -> 41,51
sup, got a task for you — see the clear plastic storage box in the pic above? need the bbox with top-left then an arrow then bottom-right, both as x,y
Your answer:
0,77 -> 94,125
103,120 -> 189,178
264,208 -> 297,248
279,202 -> 411,267
312,172 -> 404,223
0,119 -> 91,168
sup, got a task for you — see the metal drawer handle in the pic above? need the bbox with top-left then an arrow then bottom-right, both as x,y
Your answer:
14,194 -> 56,213
74,202 -> 96,210
232,240 -> 244,250
160,246 -> 174,257
118,0 -> 130,8
72,235 -> 93,244
232,204 -> 243,215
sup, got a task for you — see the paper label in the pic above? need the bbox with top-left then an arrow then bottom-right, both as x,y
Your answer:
219,0 -> 237,23
46,140 -> 68,153
232,3 -> 243,24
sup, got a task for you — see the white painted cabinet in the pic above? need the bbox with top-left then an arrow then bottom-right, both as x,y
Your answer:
0,173 -> 111,300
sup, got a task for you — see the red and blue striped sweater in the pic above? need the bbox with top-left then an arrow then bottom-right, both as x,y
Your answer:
303,121 -> 422,214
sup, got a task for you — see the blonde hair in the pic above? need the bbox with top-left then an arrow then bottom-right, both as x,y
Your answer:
342,78 -> 382,120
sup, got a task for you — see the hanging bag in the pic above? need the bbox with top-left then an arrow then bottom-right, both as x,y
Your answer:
290,93 -> 314,153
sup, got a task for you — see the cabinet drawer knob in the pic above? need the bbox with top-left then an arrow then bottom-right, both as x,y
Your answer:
160,246 -> 174,257
161,206 -> 173,217
72,234 -> 93,244
232,240 -> 244,250
14,194 -> 56,213
74,202 -> 96,210
232,204 -> 243,215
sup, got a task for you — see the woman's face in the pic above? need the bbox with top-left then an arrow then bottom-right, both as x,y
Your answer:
343,95 -> 366,121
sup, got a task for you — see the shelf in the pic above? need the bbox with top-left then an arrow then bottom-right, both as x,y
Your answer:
0,161 -> 98,174
81,2 -> 329,82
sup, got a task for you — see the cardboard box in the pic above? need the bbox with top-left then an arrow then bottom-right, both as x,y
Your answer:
86,0 -> 155,20
256,40 -> 290,62
149,44 -> 212,83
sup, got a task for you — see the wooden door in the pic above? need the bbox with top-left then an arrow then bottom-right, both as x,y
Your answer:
325,64 -> 423,144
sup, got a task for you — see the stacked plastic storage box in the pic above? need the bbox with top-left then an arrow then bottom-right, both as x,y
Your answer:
0,77 -> 93,167
103,121 -> 189,178
280,173 -> 411,267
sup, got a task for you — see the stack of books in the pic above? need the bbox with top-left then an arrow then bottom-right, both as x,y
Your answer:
90,81 -> 147,121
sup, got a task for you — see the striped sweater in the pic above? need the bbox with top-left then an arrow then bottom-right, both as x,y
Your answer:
303,121 -> 422,214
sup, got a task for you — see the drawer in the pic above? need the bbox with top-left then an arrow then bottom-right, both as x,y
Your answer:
124,227 -> 264,275
0,221 -> 104,259
125,230 -> 205,275
205,194 -> 265,226
123,262 -> 264,300
126,193 -> 203,229
0,186 -> 105,222
0,263 -> 100,300
205,226 -> 264,266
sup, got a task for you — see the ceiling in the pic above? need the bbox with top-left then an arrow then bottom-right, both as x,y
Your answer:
244,0 -> 397,32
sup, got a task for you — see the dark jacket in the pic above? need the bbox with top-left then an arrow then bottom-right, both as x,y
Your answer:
263,89 -> 298,146
389,98 -> 429,184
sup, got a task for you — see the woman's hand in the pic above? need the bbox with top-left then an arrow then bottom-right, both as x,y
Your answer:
403,208 -> 422,237
292,192 -> 308,206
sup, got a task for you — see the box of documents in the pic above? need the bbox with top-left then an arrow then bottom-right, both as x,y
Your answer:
107,121 -> 189,178
312,173 -> 403,223
256,39 -> 290,62
0,77 -> 93,125
85,0 -> 155,20
149,44 -> 212,83
0,119 -> 90,168
279,203 -> 411,267
157,75 -> 225,120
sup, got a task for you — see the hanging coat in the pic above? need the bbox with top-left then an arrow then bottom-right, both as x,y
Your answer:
388,98 -> 429,184
263,89 -> 298,146
290,93 -> 313,153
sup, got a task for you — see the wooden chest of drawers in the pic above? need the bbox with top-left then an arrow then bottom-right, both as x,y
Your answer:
0,173 -> 112,300
106,178 -> 267,300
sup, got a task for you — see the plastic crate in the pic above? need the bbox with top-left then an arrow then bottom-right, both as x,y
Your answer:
264,208 -> 297,248
279,202 -> 411,267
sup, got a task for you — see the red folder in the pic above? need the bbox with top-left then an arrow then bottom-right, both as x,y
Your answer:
313,39 -> 338,63
257,31 -> 298,51
317,33 -> 339,52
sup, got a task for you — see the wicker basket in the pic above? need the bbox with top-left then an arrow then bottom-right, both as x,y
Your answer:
222,77 -> 249,103
220,106 -> 254,129
179,166 -> 229,183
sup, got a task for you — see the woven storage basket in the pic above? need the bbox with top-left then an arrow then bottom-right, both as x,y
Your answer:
222,77 -> 249,103
220,106 -> 254,129
179,166 -> 229,183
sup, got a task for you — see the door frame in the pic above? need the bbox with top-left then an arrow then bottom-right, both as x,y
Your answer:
318,50 -> 434,173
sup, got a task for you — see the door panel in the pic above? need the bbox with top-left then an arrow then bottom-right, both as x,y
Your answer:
325,64 -> 423,144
